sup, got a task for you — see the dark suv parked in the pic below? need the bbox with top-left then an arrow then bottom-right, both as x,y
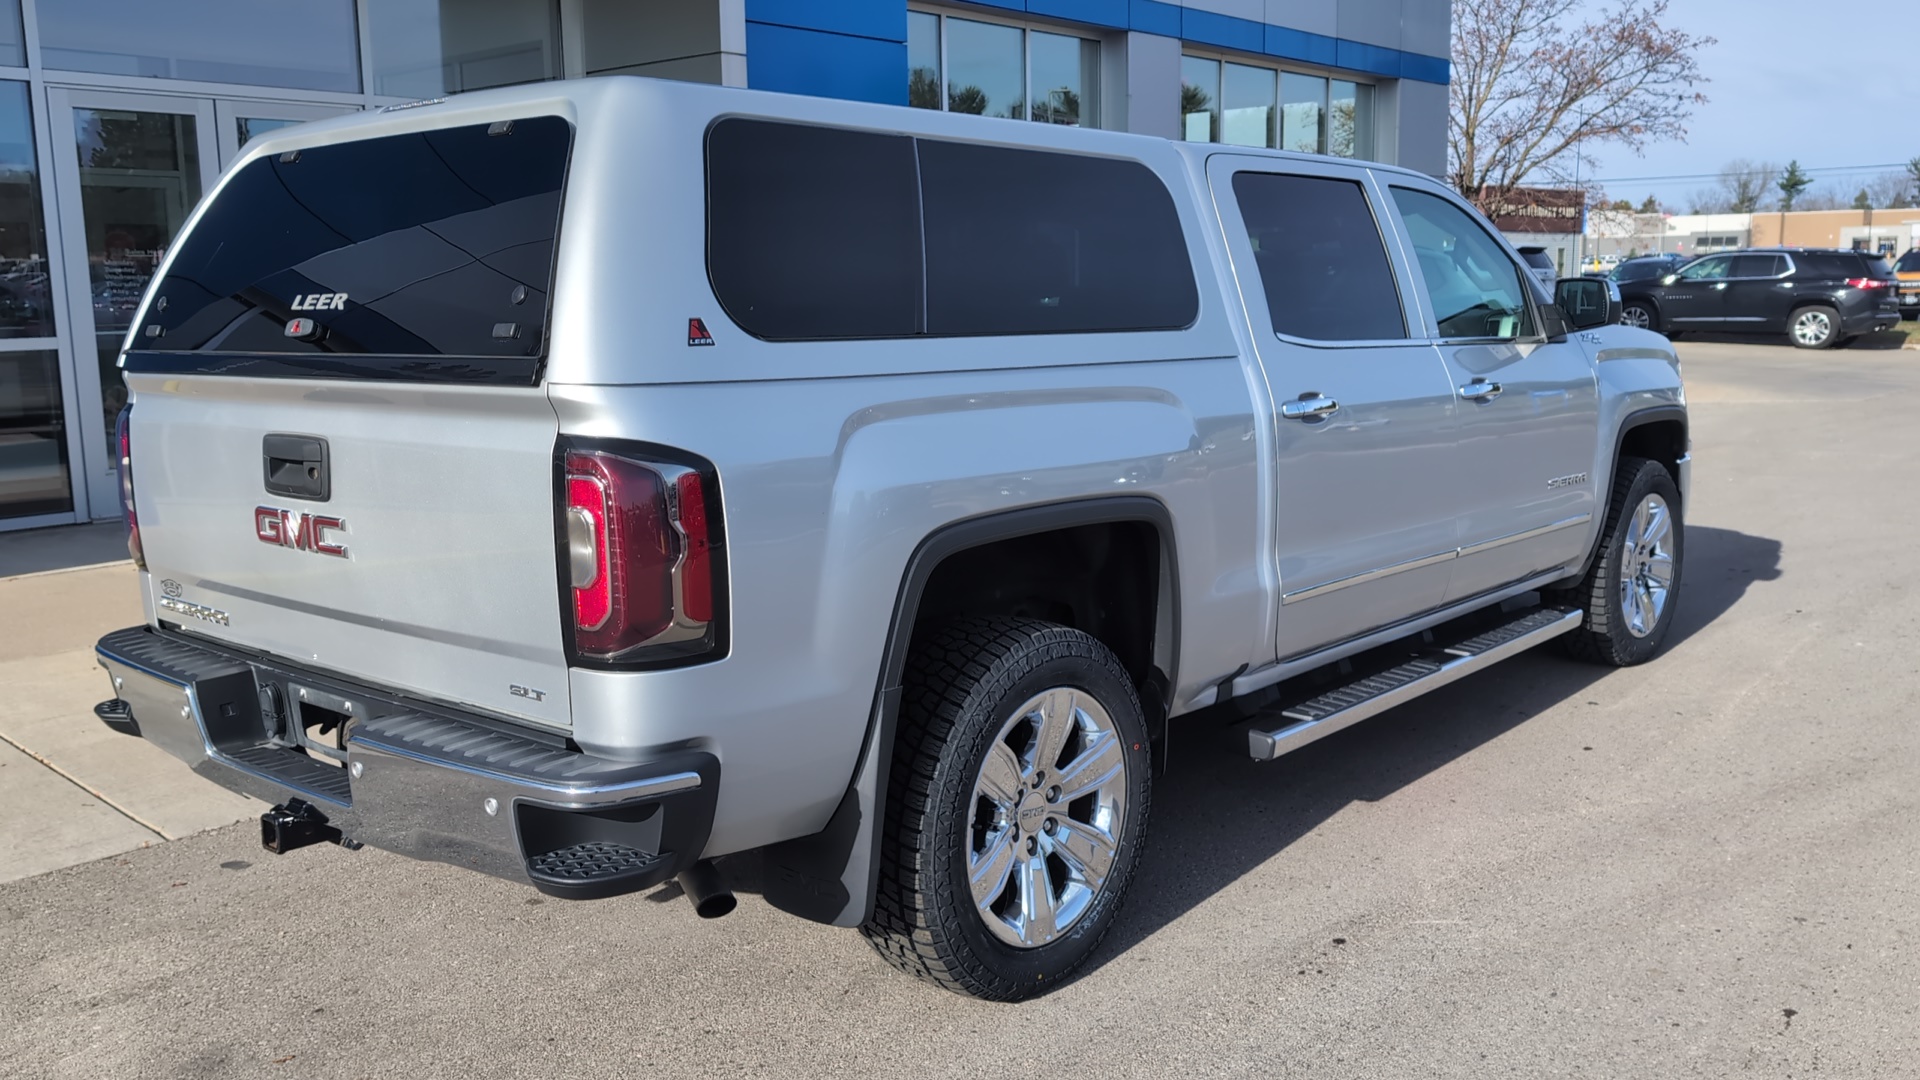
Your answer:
1604,253 -> 1688,284
1617,248 -> 1901,349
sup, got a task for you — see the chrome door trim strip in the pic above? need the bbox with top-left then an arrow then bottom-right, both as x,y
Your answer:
1457,514 -> 1592,558
1280,548 -> 1456,605
1280,514 -> 1590,605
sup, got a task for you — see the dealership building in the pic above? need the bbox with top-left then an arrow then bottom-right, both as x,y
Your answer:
0,0 -> 1450,532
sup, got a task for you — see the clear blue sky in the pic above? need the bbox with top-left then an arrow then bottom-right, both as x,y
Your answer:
1578,0 -> 1911,209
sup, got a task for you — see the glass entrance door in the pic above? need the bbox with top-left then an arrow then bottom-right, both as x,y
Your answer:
49,89 -> 216,520
215,100 -> 354,164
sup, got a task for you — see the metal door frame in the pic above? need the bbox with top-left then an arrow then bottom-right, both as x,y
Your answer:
214,99 -> 355,167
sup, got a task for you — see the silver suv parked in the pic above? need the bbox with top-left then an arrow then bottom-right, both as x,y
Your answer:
92,77 -> 1689,1001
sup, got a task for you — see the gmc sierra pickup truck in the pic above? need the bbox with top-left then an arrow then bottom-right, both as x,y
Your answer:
92,77 -> 1688,1001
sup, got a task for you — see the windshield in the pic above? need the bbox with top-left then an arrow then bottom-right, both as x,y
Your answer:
1895,250 -> 1920,273
132,115 -> 572,360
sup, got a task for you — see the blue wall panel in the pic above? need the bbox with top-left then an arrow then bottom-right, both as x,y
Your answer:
1334,38 -> 1402,79
1180,8 -> 1262,53
1263,24 -> 1338,68
1026,0 -> 1129,30
746,21 -> 909,104
1128,0 -> 1182,36
745,0 -> 905,42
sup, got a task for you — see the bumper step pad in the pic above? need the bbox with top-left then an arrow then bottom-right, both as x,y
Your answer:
1248,607 -> 1582,761
526,842 -> 668,900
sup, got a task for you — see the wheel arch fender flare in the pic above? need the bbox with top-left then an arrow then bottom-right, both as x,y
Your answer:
1569,404 -> 1689,582
756,495 -> 1180,928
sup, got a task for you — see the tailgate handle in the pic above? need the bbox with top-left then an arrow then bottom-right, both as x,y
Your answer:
263,434 -> 330,502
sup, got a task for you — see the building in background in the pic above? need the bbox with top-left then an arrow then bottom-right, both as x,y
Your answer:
1480,186 -> 1583,275
1581,207 -> 1920,268
0,0 -> 1452,533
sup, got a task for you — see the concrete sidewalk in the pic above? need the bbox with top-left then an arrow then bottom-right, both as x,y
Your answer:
0,539 -> 255,884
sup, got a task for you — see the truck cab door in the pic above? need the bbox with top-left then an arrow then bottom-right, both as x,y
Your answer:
1208,155 -> 1460,660
1380,184 -> 1600,604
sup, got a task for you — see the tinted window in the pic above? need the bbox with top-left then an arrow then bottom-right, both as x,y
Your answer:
1611,260 -> 1669,283
1863,256 -> 1895,279
1896,250 -> 1920,272
1728,254 -> 1778,278
707,120 -> 923,341
1794,253 -> 1854,279
1390,187 -> 1533,340
1519,251 -> 1555,271
1232,172 -> 1403,341
918,140 -> 1196,335
1677,256 -> 1730,281
136,116 -> 572,358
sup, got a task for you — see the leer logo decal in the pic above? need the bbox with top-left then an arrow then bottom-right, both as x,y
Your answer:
291,292 -> 348,311
256,506 -> 349,558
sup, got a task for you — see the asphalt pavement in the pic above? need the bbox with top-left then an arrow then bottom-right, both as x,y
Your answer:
2,339 -> 1916,1078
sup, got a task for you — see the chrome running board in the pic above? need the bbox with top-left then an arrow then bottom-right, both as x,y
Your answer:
1247,608 -> 1582,761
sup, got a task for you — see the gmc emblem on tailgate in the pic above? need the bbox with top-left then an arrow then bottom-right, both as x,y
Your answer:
256,506 -> 349,558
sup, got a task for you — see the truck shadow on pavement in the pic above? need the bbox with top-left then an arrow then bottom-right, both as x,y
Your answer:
1080,524 -> 1782,979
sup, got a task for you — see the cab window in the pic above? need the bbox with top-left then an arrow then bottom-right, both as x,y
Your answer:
1677,256 -> 1731,281
1390,186 -> 1534,341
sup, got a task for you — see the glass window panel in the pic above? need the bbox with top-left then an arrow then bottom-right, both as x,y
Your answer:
919,141 -> 1198,335
0,350 -> 71,519
0,82 -> 52,339
0,0 -> 22,68
74,108 -> 202,451
1280,73 -> 1327,154
908,12 -> 941,110
38,0 -> 359,93
1180,57 -> 1219,142
1221,63 -> 1276,148
236,117 -> 302,152
369,0 -> 560,99
1234,173 -> 1404,341
944,18 -> 1023,119
1677,255 -> 1731,281
140,117 -> 572,360
1391,187 -> 1536,341
706,120 -> 922,341
1328,81 -> 1373,159
1029,32 -> 1097,127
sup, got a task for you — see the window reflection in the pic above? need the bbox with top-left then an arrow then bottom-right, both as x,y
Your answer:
1280,73 -> 1327,154
908,12 -> 940,110
1329,81 -> 1373,159
237,117 -> 300,152
1180,56 -> 1219,142
1029,31 -> 1096,126
1221,63 -> 1276,148
38,0 -> 359,93
0,0 -> 21,67
369,0 -> 561,99
0,350 -> 71,520
0,82 -> 51,339
945,18 -> 1022,118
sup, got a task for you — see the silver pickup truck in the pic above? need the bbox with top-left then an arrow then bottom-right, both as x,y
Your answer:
92,77 -> 1687,1001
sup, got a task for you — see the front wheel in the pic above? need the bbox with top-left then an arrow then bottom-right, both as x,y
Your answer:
1620,301 -> 1657,332
861,617 -> 1152,1000
1557,457 -> 1683,666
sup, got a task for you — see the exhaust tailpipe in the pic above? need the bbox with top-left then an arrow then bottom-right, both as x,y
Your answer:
677,859 -> 736,919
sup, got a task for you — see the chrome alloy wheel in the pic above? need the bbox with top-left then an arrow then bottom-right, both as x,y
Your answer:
968,687 -> 1128,949
1619,492 -> 1676,639
1792,308 -> 1833,347
1621,304 -> 1653,330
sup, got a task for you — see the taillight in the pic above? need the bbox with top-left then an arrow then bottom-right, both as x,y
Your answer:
114,406 -> 145,570
561,445 -> 723,665
1845,277 -> 1890,290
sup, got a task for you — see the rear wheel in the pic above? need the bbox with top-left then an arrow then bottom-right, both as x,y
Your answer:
1558,457 -> 1683,666
1790,305 -> 1839,349
862,617 -> 1151,1000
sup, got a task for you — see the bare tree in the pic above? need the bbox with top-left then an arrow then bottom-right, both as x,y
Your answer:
1796,185 -> 1848,212
1861,171 -> 1914,209
1450,0 -> 1711,205
1720,159 -> 1780,213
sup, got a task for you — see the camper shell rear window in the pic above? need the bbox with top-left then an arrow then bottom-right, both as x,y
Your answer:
128,115 -> 572,382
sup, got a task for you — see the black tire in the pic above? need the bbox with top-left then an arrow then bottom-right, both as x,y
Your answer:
861,617 -> 1152,1001
1557,457 -> 1684,666
1790,304 -> 1840,349
1621,300 -> 1659,333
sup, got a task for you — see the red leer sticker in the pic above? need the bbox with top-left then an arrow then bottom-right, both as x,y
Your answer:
687,318 -> 715,346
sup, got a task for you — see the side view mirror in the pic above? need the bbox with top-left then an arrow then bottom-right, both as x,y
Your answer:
1554,277 -> 1619,331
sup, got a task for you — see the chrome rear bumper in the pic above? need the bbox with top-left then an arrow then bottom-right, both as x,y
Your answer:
95,626 -> 717,895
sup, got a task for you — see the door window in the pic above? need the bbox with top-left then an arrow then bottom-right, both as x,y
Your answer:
1677,256 -> 1731,281
1390,187 -> 1534,341
1232,172 -> 1404,342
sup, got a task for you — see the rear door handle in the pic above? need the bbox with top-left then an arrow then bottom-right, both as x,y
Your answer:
1281,394 -> 1338,420
1457,380 -> 1503,402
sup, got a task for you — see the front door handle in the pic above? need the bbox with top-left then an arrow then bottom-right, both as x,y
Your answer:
1281,394 -> 1338,420
1457,379 -> 1503,402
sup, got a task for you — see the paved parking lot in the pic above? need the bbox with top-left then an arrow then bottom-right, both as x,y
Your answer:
3,338 -> 1917,1078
